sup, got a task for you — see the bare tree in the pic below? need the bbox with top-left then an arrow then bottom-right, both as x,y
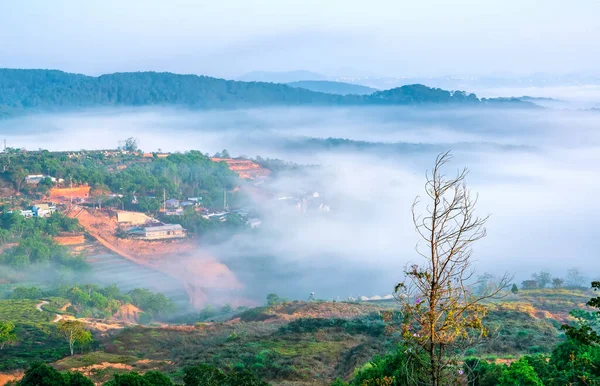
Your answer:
395,151 -> 511,386
567,268 -> 587,288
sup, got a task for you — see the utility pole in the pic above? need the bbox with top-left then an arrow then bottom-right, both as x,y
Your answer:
223,188 -> 228,211
163,188 -> 166,211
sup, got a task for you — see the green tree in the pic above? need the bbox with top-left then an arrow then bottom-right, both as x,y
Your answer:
562,281 -> 600,345
511,284 -> 519,294
266,293 -> 281,306
58,320 -> 92,356
65,372 -> 94,386
499,359 -> 543,386
394,152 -> 510,386
223,370 -> 270,386
123,138 -> 138,152
104,372 -> 151,386
141,371 -> 174,386
0,321 -> 17,350
17,362 -> 66,386
183,364 -> 226,386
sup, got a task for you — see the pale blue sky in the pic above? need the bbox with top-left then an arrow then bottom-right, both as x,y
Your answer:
1,0 -> 599,78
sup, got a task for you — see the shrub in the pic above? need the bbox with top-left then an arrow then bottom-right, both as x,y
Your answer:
499,359 -> 543,386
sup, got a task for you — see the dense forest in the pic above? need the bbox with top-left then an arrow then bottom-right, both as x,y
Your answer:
0,149 -> 238,209
0,69 -> 532,117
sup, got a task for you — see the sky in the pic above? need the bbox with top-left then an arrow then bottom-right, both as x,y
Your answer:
1,0 -> 600,79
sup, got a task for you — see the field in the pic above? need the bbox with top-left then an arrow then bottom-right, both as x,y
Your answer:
0,298 -> 71,371
0,289 -> 592,384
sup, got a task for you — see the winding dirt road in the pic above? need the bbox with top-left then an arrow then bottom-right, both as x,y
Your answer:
35,300 -> 65,323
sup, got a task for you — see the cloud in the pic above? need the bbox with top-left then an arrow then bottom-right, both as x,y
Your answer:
1,105 -> 599,301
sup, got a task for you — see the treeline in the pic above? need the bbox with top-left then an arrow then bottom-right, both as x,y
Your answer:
0,69 -> 532,118
15,362 -> 271,386
0,150 -> 238,209
0,212 -> 84,270
519,269 -> 590,290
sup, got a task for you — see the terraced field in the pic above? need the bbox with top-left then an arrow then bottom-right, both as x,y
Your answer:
84,248 -> 189,307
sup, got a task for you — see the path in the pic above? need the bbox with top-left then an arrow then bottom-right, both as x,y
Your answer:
35,300 -> 65,323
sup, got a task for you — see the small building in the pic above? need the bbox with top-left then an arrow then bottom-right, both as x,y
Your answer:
116,211 -> 153,225
180,200 -> 197,208
25,175 -> 54,185
32,203 -> 56,218
126,223 -> 186,240
20,210 -> 34,218
165,208 -> 184,216
165,199 -> 180,209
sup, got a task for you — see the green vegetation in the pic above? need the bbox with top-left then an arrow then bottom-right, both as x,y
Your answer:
0,149 -> 238,210
0,320 -> 17,349
0,69 -> 532,118
14,362 -> 271,386
58,320 -> 92,356
0,299 -> 57,323
0,211 -> 85,271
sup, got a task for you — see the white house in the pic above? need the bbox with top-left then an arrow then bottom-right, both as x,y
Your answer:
32,203 -> 56,217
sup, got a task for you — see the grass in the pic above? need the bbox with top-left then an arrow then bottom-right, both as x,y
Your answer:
0,322 -> 68,370
54,352 -> 141,370
0,299 -> 53,323
0,291 -> 590,384
0,297 -> 73,371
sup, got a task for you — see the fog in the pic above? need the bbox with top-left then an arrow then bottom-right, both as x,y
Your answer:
1,105 -> 599,301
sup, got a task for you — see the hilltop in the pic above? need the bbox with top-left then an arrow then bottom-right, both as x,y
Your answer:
0,69 -> 534,117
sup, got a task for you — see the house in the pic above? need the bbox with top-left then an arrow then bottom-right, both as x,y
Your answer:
126,223 -> 186,240
116,211 -> 153,225
165,199 -> 180,209
20,210 -> 34,218
32,203 -> 56,217
180,200 -> 197,208
25,175 -> 44,184
24,175 -> 62,185
165,208 -> 184,216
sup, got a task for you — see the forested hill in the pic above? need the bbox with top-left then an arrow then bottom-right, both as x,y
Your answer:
0,69 -> 531,117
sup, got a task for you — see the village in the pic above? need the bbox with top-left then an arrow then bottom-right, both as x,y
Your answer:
0,145 -> 332,307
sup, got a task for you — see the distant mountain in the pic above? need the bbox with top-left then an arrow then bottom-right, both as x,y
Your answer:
0,69 -> 534,118
332,74 -> 600,91
518,96 -> 561,102
237,70 -> 328,83
287,80 -> 378,95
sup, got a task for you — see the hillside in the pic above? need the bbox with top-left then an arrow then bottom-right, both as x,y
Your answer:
287,80 -> 378,95
1,288 -> 590,385
0,69 -> 533,117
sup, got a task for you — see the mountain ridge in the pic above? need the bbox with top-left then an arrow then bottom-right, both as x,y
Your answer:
0,69 -> 533,118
